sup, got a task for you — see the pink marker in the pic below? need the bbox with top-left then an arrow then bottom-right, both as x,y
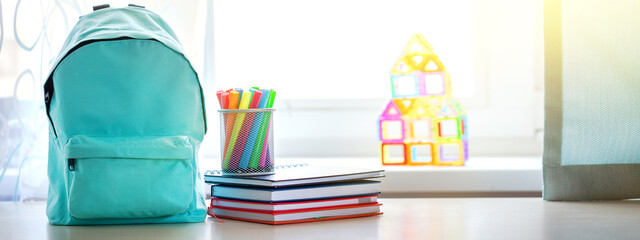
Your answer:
249,90 -> 262,109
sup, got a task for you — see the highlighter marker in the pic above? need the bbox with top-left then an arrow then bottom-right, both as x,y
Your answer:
238,91 -> 251,109
258,89 -> 270,108
235,88 -> 244,109
221,92 -> 230,109
226,91 -> 252,168
259,116 -> 272,167
247,89 -> 272,168
249,88 -> 256,106
266,89 -> 277,108
216,90 -> 224,109
222,90 -> 239,168
228,90 -> 239,110
251,89 -> 274,168
241,89 -> 264,169
249,90 -> 262,109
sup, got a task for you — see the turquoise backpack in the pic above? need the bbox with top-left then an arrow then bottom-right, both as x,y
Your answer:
44,5 -> 207,225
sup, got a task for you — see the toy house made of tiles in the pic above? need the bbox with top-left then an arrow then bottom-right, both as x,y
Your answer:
379,34 -> 468,166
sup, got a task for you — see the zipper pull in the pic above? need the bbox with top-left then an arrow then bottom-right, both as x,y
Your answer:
68,158 -> 76,171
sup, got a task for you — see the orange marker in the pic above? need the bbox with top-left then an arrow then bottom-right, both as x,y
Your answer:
228,90 -> 239,110
223,90 -> 239,166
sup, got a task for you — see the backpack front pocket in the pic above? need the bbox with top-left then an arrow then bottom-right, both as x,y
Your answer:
64,136 -> 195,219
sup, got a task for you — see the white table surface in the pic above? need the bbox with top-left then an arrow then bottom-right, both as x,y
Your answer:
2,198 -> 640,240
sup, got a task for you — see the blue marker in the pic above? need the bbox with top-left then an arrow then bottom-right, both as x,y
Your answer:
241,89 -> 272,169
258,89 -> 270,108
234,88 -> 243,108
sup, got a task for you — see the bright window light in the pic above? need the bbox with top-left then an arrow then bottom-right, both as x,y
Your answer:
382,121 -> 403,140
393,76 -> 419,96
424,74 -> 445,95
439,119 -> 459,138
411,120 -> 432,139
411,144 -> 433,163
213,0 -> 473,99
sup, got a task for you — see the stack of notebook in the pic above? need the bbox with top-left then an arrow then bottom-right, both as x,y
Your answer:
204,164 -> 385,224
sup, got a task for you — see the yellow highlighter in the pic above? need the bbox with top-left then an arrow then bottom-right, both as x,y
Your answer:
224,91 -> 252,168
238,91 -> 251,109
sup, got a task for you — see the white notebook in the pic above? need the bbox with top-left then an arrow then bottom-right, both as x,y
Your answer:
204,164 -> 384,188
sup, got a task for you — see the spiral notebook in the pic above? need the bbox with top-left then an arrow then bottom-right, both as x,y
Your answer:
204,164 -> 384,188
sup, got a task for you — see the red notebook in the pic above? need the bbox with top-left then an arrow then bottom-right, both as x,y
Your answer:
210,195 -> 379,211
208,199 -> 382,225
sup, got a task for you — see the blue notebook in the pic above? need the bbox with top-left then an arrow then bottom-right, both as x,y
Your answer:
211,180 -> 381,203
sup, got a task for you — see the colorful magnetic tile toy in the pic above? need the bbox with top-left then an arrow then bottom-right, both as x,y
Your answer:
379,34 -> 468,166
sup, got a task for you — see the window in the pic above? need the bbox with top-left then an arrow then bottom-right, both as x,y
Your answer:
207,0 -> 545,158
0,0 -> 545,200
0,0 -> 207,201
212,0 -> 474,99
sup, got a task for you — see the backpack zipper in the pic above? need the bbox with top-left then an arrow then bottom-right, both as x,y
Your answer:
68,158 -> 76,171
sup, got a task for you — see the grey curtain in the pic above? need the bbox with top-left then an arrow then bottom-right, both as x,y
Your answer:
543,0 -> 640,200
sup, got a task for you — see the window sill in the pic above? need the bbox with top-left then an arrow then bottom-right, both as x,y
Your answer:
203,156 -> 543,198
376,156 -> 542,197
1,156 -> 542,201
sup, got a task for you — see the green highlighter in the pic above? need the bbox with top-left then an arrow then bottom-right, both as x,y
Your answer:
266,90 -> 276,108
248,90 -> 276,168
